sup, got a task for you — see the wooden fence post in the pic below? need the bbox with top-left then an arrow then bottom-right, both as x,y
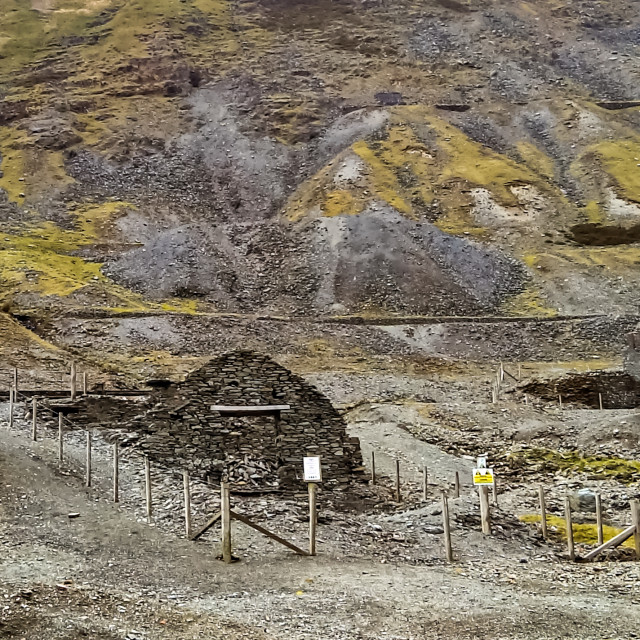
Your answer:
85,431 -> 92,488
479,486 -> 491,535
454,471 -> 460,498
183,470 -> 192,539
308,482 -> 317,556
371,451 -> 376,485
422,466 -> 428,501
31,397 -> 37,441
221,481 -> 232,563
113,443 -> 119,503
395,459 -> 401,502
492,477 -> 498,507
58,413 -> 63,465
558,393 -> 563,409
538,485 -> 548,540
8,387 -> 13,428
565,496 -> 575,561
595,493 -> 604,546
524,393 -> 528,406
83,372 -> 88,395
442,492 -> 453,562
12,368 -> 18,395
144,456 -> 152,523
70,361 -> 77,401
631,500 -> 640,561
598,393 -> 603,411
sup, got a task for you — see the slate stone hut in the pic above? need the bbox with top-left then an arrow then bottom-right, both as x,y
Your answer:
74,351 -> 362,489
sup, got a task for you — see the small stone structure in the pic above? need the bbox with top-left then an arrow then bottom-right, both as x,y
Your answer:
58,351 -> 362,488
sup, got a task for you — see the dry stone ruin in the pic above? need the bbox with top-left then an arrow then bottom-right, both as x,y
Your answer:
57,351 -> 363,489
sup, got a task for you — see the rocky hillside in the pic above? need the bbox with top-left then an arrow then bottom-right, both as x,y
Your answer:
1,0 -> 640,319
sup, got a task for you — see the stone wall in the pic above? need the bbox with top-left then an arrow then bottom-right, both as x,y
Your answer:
51,351 -> 362,488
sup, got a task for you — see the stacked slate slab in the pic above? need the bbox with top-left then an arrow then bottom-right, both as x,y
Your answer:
48,351 -> 362,489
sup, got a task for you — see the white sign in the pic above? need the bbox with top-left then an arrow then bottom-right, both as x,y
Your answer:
472,468 -> 495,486
476,455 -> 488,469
303,456 -> 322,482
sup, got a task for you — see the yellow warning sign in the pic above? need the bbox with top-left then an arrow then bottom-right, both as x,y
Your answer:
472,468 -> 495,485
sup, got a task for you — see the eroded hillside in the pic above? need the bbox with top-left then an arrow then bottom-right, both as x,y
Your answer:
0,0 -> 639,319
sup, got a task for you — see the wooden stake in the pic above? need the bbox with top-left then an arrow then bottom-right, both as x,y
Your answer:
598,392 -> 603,411
183,470 -> 192,539
558,393 -> 563,409
308,482 -> 317,556
538,485 -> 548,540
371,451 -> 376,485
479,486 -> 491,535
631,499 -> 640,561
8,387 -> 13,428
499,361 -> 504,382
12,368 -> 18,395
454,471 -> 460,498
395,459 -> 401,502
492,477 -> 498,507
144,456 -> 152,523
595,492 -> 603,546
113,443 -> 119,503
422,465 -> 428,501
85,431 -> 92,488
221,481 -> 232,563
564,496 -> 575,561
70,361 -> 77,401
58,413 -> 63,465
31,397 -> 37,441
83,372 -> 88,395
442,492 -> 453,562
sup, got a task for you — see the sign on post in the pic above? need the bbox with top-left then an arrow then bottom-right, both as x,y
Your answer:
303,456 -> 322,482
473,468 -> 495,486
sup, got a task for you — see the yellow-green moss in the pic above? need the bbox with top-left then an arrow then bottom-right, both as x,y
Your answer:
0,126 -> 29,202
520,514 -> 636,548
583,200 -> 605,224
501,287 -> 557,317
509,448 -> 640,484
516,141 -> 555,179
322,189 -> 363,217
593,139 -> 640,203
0,201 -> 131,298
352,138 -> 413,215
0,126 -> 75,203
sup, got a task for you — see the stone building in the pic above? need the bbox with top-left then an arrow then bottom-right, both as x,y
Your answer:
61,351 -> 362,488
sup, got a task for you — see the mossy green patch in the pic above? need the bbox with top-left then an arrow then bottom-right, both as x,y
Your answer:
0,201 -> 131,298
520,514 -> 635,548
509,448 -> 640,484
593,139 -> 640,203
501,287 -> 557,317
516,141 -> 555,180
0,126 -> 75,203
322,189 -> 363,217
583,200 -> 604,224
